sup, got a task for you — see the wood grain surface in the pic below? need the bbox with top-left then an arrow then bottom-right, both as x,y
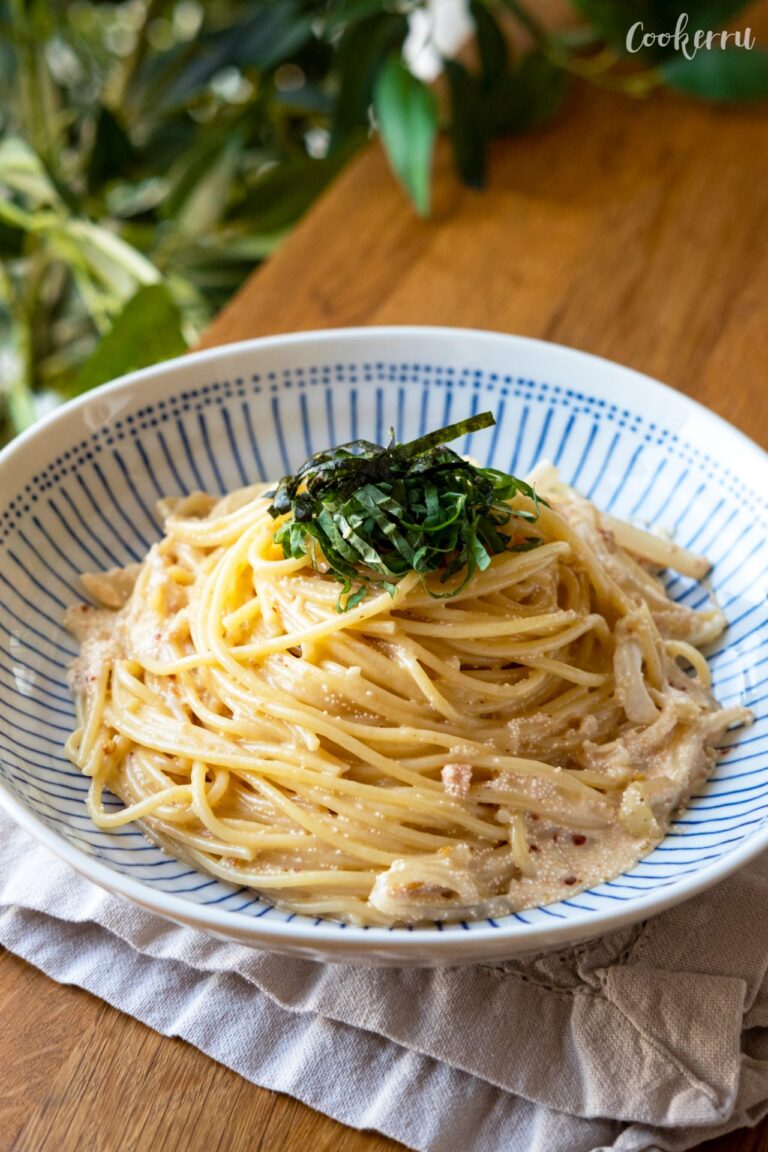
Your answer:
4,6 -> 768,1148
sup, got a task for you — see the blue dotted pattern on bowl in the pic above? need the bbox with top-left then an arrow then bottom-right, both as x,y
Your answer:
2,359 -> 768,933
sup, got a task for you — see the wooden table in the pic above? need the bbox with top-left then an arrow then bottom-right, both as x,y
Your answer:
4,17 -> 768,1150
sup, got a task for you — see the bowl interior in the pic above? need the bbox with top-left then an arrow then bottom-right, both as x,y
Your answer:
2,329 -> 768,951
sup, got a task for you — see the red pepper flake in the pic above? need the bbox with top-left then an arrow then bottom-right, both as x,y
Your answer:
552,832 -> 558,843
563,875 -> 578,886
572,834 -> 587,846
529,844 -> 540,853
530,814 -> 539,821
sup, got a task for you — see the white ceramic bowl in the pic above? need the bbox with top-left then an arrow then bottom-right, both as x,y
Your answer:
1,327 -> 767,965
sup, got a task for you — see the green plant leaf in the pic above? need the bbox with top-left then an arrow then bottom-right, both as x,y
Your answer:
164,130 -> 235,221
175,132 -> 244,237
373,56 -> 438,217
470,0 -> 509,90
661,46 -> 768,101
128,42 -> 198,122
444,61 -> 488,189
324,0 -> 398,32
138,116 -> 201,180
235,144 -> 359,233
0,197 -> 38,233
0,136 -> 60,207
11,0 -> 61,164
329,11 -> 410,149
106,177 -> 169,220
54,219 -> 159,304
487,51 -> 568,135
0,267 -> 36,437
168,232 -> 285,309
156,4 -> 313,110
72,283 -> 187,395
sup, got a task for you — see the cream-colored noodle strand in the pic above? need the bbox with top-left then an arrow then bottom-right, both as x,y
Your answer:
666,640 -> 712,687
71,663 -> 110,769
88,780 -> 193,827
509,812 -> 536,876
229,576 -> 421,658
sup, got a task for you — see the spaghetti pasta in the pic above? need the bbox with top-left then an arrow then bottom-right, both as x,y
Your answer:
65,461 -> 750,926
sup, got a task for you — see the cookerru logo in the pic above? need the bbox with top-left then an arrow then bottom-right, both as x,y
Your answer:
626,11 -> 756,58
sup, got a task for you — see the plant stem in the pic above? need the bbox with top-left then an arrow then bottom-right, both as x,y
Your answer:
0,247 -> 38,435
1,298 -> 37,438
10,0 -> 62,172
109,0 -> 166,115
6,356 -> 37,434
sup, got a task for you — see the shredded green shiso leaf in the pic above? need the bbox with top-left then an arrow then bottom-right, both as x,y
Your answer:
267,412 -> 546,610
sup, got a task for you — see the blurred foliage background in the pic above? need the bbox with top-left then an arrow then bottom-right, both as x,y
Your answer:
1,0 -> 766,445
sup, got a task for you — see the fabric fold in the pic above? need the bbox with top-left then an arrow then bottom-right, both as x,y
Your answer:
598,964 -> 746,1122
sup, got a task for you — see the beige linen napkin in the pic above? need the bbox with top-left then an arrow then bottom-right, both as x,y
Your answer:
2,809 -> 767,1152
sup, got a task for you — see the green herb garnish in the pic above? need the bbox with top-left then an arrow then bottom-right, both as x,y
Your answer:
267,412 -> 545,610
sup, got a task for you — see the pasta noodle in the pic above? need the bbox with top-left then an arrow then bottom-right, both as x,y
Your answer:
65,463 -> 750,926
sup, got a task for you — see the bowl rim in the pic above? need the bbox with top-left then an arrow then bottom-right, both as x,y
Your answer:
2,324 -> 767,959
